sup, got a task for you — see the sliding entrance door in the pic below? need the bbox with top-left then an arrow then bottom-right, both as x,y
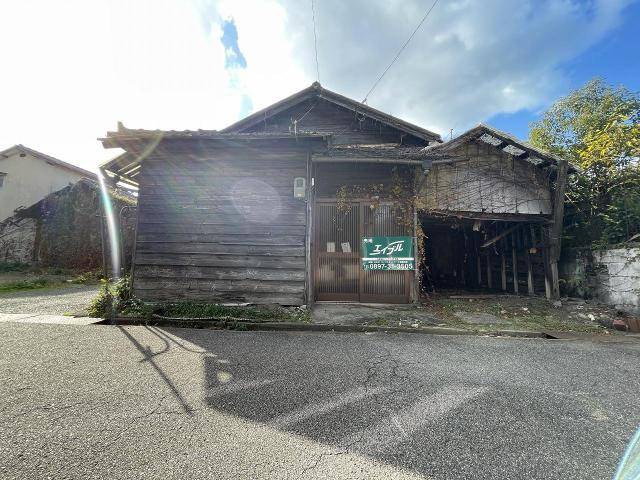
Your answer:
313,201 -> 410,303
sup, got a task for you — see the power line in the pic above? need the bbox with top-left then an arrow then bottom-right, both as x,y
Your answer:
362,0 -> 439,104
311,0 -> 320,82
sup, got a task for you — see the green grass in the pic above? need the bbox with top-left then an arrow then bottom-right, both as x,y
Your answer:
0,262 -> 31,273
371,317 -> 390,326
158,302 -> 311,323
0,277 -> 53,292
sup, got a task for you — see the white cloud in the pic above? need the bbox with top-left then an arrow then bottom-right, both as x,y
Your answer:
0,0 -> 633,171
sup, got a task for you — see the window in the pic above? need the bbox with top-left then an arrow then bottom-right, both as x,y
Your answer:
0,173 -> 6,188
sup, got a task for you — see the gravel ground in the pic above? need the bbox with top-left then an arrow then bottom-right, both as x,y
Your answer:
0,285 -> 99,315
1,323 -> 639,479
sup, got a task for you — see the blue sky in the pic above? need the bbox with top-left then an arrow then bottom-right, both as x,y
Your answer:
0,0 -> 638,169
488,1 -> 640,139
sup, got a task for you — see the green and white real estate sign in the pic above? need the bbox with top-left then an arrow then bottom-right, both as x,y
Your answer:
361,236 -> 415,271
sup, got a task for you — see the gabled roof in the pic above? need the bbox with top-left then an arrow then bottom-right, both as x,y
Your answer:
221,82 -> 442,143
425,124 -> 578,173
0,144 -> 97,179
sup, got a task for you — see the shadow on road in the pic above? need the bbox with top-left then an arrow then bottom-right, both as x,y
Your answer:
116,325 -> 635,479
117,326 -> 195,416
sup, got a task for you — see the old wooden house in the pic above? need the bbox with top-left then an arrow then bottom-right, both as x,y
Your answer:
100,82 -> 573,305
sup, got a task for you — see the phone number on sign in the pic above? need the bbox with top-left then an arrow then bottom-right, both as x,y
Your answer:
363,262 -> 413,270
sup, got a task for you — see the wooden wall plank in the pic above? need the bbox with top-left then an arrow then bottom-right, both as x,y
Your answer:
134,149 -> 308,304
135,253 -> 305,269
136,242 -> 305,256
135,265 -> 305,281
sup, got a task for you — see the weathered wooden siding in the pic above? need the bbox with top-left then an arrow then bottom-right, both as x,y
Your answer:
421,141 -> 552,215
134,149 -> 307,305
314,163 -> 413,197
244,98 -> 426,146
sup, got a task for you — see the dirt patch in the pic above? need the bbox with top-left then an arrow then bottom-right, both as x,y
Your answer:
312,292 -> 637,334
420,292 -> 636,333
312,303 -> 441,327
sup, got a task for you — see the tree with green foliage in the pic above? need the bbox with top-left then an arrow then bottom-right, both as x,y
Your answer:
529,78 -> 640,248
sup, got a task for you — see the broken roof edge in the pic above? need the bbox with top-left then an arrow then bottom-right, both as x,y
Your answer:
220,82 -> 442,143
0,144 -> 97,179
426,123 -> 580,173
99,124 -> 330,147
98,126 -> 331,186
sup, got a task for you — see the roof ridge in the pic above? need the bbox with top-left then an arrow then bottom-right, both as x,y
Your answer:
0,144 -> 96,179
220,83 -> 442,142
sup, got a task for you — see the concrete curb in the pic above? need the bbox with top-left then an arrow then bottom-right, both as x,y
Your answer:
104,316 -> 556,339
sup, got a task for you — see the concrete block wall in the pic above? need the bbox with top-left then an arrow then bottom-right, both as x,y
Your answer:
560,247 -> 640,315
592,248 -> 640,314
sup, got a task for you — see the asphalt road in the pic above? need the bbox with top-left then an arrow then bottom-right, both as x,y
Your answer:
1,323 -> 639,479
0,285 -> 99,315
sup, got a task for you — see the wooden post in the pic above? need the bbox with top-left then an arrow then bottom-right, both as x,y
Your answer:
305,152 -> 314,306
412,206 -> 420,303
500,236 -> 507,291
548,159 -> 569,299
511,240 -> 519,294
550,262 -> 560,300
526,225 -> 536,296
486,252 -> 492,289
525,249 -> 534,295
541,226 -> 552,299
477,255 -> 482,286
460,232 -> 466,287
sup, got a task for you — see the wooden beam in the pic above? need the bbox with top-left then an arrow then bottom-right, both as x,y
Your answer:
481,224 -> 520,248
426,210 -> 551,224
312,155 -> 422,165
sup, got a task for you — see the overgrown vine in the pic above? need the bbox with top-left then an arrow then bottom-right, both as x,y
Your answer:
333,166 -> 429,295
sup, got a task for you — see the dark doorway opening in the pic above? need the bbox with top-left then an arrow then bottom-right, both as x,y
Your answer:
419,215 -> 548,296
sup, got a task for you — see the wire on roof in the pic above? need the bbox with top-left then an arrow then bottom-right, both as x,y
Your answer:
362,0 -> 439,104
311,0 -> 320,83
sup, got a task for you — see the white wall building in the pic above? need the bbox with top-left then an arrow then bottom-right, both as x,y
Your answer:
0,145 -> 96,221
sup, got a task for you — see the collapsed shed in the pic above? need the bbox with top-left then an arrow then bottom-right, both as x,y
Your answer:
100,82 -> 573,305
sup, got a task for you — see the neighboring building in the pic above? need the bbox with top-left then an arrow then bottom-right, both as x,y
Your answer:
0,144 -> 96,221
0,179 -> 136,270
100,82 -> 573,305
